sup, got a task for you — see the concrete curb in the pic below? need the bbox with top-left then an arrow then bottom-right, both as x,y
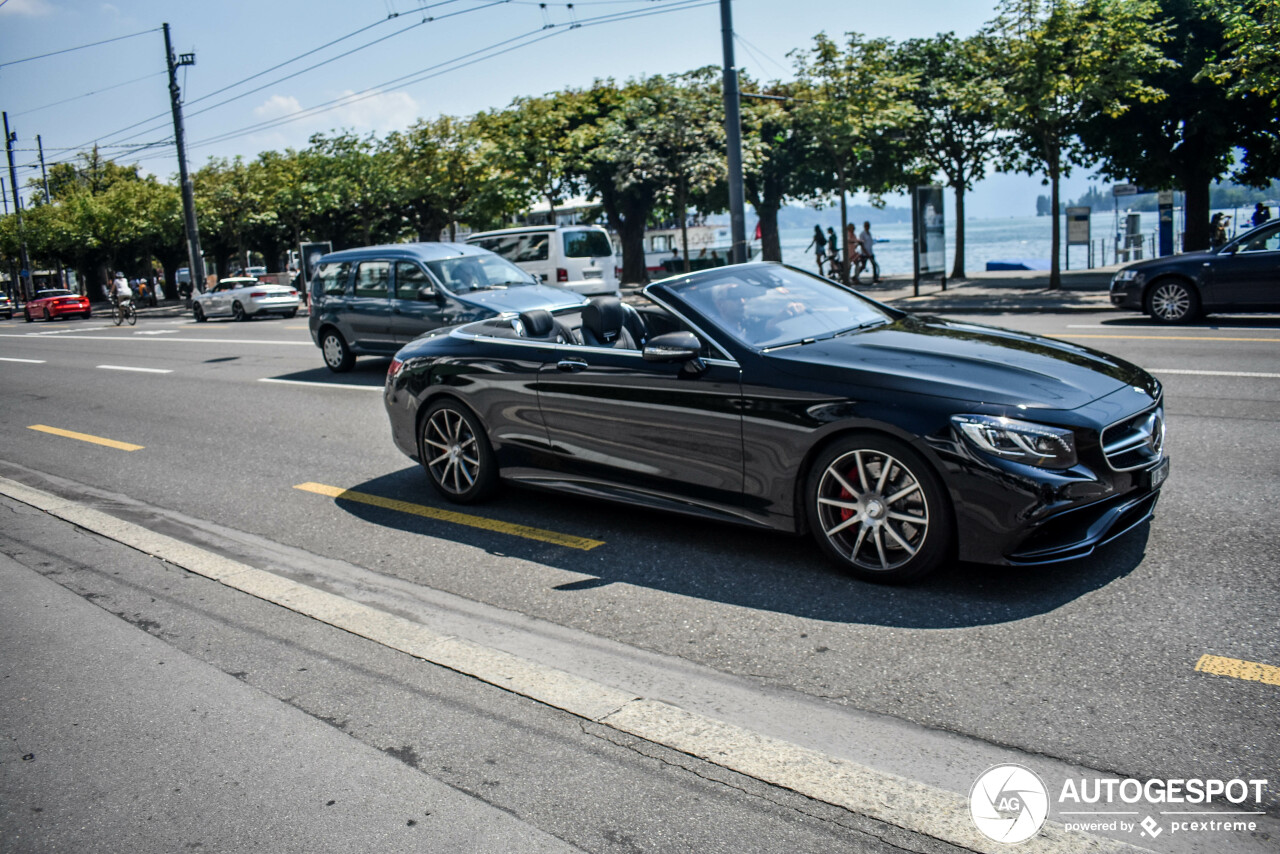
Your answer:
0,475 -> 1152,854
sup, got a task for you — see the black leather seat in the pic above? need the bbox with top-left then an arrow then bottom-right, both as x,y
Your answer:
518,309 -> 574,343
580,297 -> 637,349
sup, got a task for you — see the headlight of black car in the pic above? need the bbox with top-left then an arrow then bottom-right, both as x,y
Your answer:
952,415 -> 1078,470
1111,269 -> 1141,286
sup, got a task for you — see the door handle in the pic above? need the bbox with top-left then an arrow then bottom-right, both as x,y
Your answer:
557,359 -> 588,373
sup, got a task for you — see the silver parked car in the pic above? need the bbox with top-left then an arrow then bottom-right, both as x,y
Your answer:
192,277 -> 301,322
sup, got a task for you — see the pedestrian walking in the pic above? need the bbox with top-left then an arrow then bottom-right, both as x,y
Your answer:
825,227 -> 840,278
1252,202 -> 1271,229
804,225 -> 827,274
858,221 -> 881,283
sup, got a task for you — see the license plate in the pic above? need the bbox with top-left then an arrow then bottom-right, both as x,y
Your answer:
1147,457 -> 1170,489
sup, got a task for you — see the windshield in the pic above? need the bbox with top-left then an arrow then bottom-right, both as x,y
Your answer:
425,254 -> 535,292
563,229 -> 613,258
670,265 -> 891,350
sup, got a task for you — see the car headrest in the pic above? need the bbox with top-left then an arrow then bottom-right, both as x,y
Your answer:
582,296 -> 625,344
519,309 -> 555,338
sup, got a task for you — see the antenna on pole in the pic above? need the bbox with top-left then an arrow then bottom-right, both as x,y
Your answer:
720,0 -> 747,264
164,22 -> 206,298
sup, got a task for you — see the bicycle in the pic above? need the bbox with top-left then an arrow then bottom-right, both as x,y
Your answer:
111,298 -> 137,326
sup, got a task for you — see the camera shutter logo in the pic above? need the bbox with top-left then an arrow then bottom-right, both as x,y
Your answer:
970,764 -> 1050,844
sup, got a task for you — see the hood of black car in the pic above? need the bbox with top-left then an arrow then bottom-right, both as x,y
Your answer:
764,316 -> 1147,409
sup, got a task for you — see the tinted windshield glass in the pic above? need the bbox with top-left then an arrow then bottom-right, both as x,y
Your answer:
426,254 -> 535,292
563,229 -> 612,258
472,233 -> 549,262
671,265 -> 890,349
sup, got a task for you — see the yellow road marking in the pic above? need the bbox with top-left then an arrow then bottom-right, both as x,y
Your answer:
294,482 -> 605,551
28,424 -> 143,451
1195,654 -> 1280,687
1065,334 -> 1280,343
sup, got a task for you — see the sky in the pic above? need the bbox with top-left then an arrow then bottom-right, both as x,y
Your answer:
0,0 -> 1104,221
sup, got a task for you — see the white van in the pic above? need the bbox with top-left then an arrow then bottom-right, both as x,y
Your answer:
466,225 -> 619,296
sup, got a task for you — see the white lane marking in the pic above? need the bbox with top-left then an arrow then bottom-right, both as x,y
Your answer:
1067,323 -> 1280,331
96,365 -> 174,374
0,334 -> 311,345
258,378 -> 381,391
1151,368 -> 1280,379
0,357 -> 46,363
134,330 -> 179,336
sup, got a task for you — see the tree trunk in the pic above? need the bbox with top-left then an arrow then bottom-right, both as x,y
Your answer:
755,202 -> 782,262
950,185 -> 966,280
1048,144 -> 1061,290
678,185 -> 690,274
618,206 -> 649,286
1181,173 -> 1212,252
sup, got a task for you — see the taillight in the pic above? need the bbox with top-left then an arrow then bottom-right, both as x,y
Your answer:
556,268 -> 568,282
250,291 -> 266,298
388,357 -> 404,380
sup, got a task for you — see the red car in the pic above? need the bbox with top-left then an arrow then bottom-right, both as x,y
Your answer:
24,289 -> 91,322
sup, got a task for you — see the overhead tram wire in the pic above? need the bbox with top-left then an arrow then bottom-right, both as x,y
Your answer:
60,0 -> 500,159
185,0 -> 716,151
0,27 -> 161,69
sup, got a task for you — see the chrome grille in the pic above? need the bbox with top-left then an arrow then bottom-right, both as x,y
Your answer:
1102,405 -> 1164,471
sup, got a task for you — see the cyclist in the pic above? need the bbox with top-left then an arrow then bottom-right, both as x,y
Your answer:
110,272 -> 132,309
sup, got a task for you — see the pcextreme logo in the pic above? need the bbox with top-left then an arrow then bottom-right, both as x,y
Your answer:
969,764 -> 1050,844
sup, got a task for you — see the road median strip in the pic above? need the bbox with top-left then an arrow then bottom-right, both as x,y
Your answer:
294,481 -> 605,551
1195,654 -> 1280,687
0,474 -> 1151,854
27,424 -> 144,451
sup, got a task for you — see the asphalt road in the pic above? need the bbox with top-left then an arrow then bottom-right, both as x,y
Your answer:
0,306 -> 1276,850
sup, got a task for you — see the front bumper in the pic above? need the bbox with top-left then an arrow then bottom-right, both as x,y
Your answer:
1109,276 -> 1145,310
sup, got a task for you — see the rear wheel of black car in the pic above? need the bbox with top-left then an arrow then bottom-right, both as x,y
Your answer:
419,399 -> 496,504
806,435 -> 952,584
320,328 -> 354,372
1146,279 -> 1200,324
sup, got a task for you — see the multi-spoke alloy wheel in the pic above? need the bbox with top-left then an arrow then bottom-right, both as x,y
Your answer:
807,436 -> 951,583
419,399 -> 496,504
1147,280 -> 1199,324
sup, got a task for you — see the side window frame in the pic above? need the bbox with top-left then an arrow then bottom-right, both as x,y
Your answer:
314,262 -> 352,298
394,261 -> 433,300
354,260 -> 391,298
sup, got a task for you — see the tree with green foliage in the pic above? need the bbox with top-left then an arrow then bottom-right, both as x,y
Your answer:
986,0 -> 1171,287
302,132 -> 401,250
474,93 -> 584,221
1077,0 -> 1279,251
895,33 -> 1002,278
790,32 -> 918,283
1200,0 -> 1280,106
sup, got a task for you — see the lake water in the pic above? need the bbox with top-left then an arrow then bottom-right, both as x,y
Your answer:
776,211 -> 1164,277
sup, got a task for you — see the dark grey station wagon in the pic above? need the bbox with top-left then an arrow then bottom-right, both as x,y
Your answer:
308,242 -> 587,372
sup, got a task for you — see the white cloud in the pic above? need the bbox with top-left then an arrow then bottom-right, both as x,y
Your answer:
100,2 -> 118,15
328,89 -> 421,133
0,0 -> 56,16
253,94 -> 304,120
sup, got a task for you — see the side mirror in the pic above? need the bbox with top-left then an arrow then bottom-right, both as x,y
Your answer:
418,285 -> 439,302
643,331 -> 702,363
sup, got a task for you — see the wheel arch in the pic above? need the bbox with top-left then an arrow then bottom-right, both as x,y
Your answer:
1142,272 -> 1201,306
790,424 -> 957,543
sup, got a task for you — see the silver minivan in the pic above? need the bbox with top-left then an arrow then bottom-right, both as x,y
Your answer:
466,225 -> 619,296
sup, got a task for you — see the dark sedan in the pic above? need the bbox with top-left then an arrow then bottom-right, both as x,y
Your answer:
1110,220 -> 1280,322
385,263 -> 1168,583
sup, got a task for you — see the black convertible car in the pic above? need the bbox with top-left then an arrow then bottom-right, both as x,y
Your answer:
385,263 -> 1169,583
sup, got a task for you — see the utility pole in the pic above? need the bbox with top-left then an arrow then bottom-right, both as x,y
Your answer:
164,22 -> 205,296
719,0 -> 747,264
36,134 -> 66,290
3,111 -> 34,300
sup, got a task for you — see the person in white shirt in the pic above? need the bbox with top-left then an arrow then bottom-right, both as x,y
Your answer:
858,222 -> 880,283
110,273 -> 133,307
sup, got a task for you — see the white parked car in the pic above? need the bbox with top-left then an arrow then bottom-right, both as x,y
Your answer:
192,277 -> 300,322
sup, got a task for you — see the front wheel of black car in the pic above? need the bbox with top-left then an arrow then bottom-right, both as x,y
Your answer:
806,435 -> 952,584
1146,279 -> 1200,324
419,399 -> 496,504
